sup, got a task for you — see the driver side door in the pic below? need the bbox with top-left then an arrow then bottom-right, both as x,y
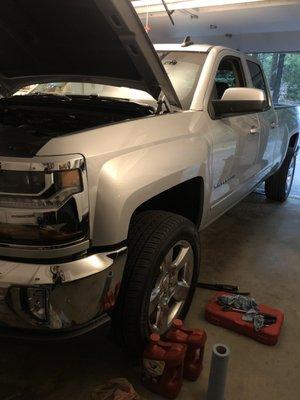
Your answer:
209,55 -> 261,220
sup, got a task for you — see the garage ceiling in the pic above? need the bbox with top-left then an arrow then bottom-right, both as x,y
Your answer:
132,0 -> 300,51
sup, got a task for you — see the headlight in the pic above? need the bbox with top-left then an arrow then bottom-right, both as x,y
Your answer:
0,156 -> 89,247
0,169 -> 83,209
0,170 -> 45,195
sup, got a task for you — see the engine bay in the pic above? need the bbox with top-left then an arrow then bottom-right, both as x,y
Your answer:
0,95 -> 154,157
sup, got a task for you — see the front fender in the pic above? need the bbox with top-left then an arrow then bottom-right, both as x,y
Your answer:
91,137 -> 210,246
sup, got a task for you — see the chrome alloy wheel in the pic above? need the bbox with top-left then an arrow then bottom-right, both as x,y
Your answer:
286,155 -> 296,195
148,240 -> 194,334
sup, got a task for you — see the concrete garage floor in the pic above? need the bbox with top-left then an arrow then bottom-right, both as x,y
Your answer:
291,156 -> 300,198
0,177 -> 299,400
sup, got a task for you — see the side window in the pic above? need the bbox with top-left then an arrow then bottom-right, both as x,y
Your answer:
212,57 -> 245,100
247,60 -> 267,97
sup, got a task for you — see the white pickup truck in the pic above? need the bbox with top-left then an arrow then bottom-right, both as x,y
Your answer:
0,0 -> 298,349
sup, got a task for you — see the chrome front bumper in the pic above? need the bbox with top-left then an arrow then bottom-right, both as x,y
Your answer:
0,247 -> 127,337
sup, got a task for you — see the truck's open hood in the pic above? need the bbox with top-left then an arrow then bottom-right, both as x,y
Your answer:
0,0 -> 181,108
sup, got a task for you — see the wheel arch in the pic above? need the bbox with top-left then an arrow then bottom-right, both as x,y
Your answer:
288,132 -> 299,151
130,177 -> 205,229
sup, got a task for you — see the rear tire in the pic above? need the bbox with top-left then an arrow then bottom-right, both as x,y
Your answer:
265,148 -> 296,202
111,210 -> 200,351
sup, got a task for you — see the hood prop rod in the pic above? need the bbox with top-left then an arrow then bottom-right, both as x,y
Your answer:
161,0 -> 175,26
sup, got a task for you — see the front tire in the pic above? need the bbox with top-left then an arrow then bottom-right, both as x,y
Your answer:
112,211 -> 200,351
265,148 -> 297,202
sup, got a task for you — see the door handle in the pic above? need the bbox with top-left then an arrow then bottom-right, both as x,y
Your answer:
249,127 -> 259,135
270,121 -> 277,129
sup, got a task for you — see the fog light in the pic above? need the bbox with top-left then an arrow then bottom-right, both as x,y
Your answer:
26,287 -> 49,322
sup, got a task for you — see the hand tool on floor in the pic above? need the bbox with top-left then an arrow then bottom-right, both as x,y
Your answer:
197,282 -> 250,296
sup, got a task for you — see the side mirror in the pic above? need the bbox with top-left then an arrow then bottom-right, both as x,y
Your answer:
212,87 -> 268,118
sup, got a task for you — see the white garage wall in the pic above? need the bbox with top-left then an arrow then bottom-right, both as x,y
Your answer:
149,30 -> 300,53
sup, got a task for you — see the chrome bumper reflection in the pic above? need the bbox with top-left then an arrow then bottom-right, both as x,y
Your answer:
0,247 -> 127,331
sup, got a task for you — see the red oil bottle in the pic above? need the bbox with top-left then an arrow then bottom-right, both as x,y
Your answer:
142,333 -> 186,399
165,319 -> 207,381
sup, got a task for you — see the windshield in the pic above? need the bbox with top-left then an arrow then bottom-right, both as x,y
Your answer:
159,51 -> 206,108
15,51 -> 207,109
